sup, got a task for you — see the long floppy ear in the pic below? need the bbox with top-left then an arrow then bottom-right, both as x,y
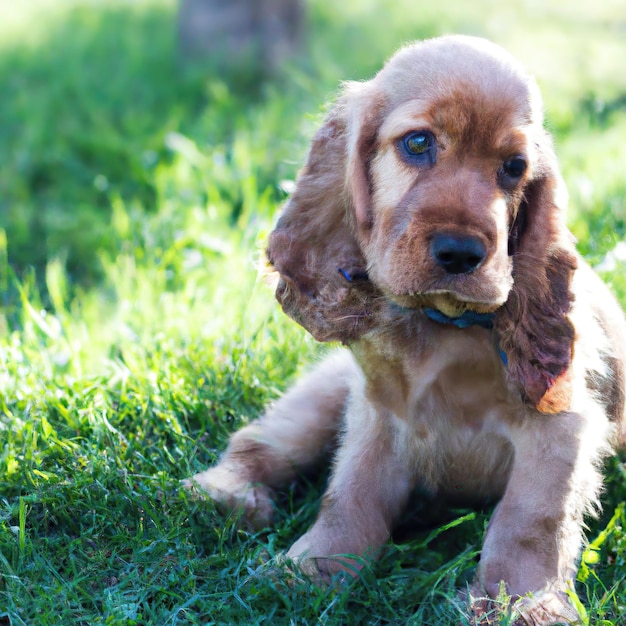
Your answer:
494,134 -> 578,414
267,83 -> 384,343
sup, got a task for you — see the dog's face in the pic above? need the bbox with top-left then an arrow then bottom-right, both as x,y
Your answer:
268,35 -> 577,412
349,38 -> 543,317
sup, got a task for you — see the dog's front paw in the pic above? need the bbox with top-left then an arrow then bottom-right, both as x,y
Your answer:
182,464 -> 275,529
511,590 -> 581,626
464,585 -> 581,626
285,536 -> 367,589
283,553 -> 359,587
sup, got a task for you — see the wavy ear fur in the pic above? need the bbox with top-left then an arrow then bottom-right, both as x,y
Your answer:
494,134 -> 578,414
267,83 -> 383,343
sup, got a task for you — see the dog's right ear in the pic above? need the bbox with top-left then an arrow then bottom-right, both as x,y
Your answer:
267,82 -> 384,343
494,134 -> 577,414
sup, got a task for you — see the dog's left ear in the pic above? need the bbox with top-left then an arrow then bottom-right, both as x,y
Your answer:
494,133 -> 578,414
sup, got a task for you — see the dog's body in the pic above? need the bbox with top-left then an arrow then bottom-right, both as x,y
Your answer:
185,36 -> 626,624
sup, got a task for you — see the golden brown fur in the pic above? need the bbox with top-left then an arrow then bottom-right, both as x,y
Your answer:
184,36 -> 626,625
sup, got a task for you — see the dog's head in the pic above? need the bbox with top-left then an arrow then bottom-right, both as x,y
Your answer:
267,35 -> 577,413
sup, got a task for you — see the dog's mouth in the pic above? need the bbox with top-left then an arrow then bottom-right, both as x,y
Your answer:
388,291 -> 502,317
335,266 -> 505,318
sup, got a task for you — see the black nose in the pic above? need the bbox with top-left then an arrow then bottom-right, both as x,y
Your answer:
430,234 -> 486,275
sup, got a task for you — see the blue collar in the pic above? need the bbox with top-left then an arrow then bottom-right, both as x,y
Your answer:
424,307 -> 495,329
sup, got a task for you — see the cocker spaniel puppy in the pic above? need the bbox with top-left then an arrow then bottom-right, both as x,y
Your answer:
185,35 -> 626,625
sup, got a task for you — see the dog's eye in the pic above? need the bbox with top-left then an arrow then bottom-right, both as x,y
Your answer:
500,156 -> 527,183
399,131 -> 437,165
404,132 -> 432,154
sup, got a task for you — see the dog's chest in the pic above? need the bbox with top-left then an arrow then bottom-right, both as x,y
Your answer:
354,324 -> 518,496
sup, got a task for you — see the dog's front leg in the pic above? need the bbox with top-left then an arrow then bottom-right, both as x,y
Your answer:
474,410 -> 610,625
287,391 -> 414,581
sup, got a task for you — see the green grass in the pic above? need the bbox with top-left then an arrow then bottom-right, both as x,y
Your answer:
1,0 -> 625,623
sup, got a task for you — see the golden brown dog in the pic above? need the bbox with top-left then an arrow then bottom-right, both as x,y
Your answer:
185,35 -> 626,624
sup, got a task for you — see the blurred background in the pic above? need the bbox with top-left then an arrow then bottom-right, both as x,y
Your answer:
1,0 -> 625,295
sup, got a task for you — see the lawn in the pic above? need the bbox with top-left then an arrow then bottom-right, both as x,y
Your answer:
1,0 -> 625,624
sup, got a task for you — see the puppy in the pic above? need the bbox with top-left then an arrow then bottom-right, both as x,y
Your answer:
185,35 -> 626,625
